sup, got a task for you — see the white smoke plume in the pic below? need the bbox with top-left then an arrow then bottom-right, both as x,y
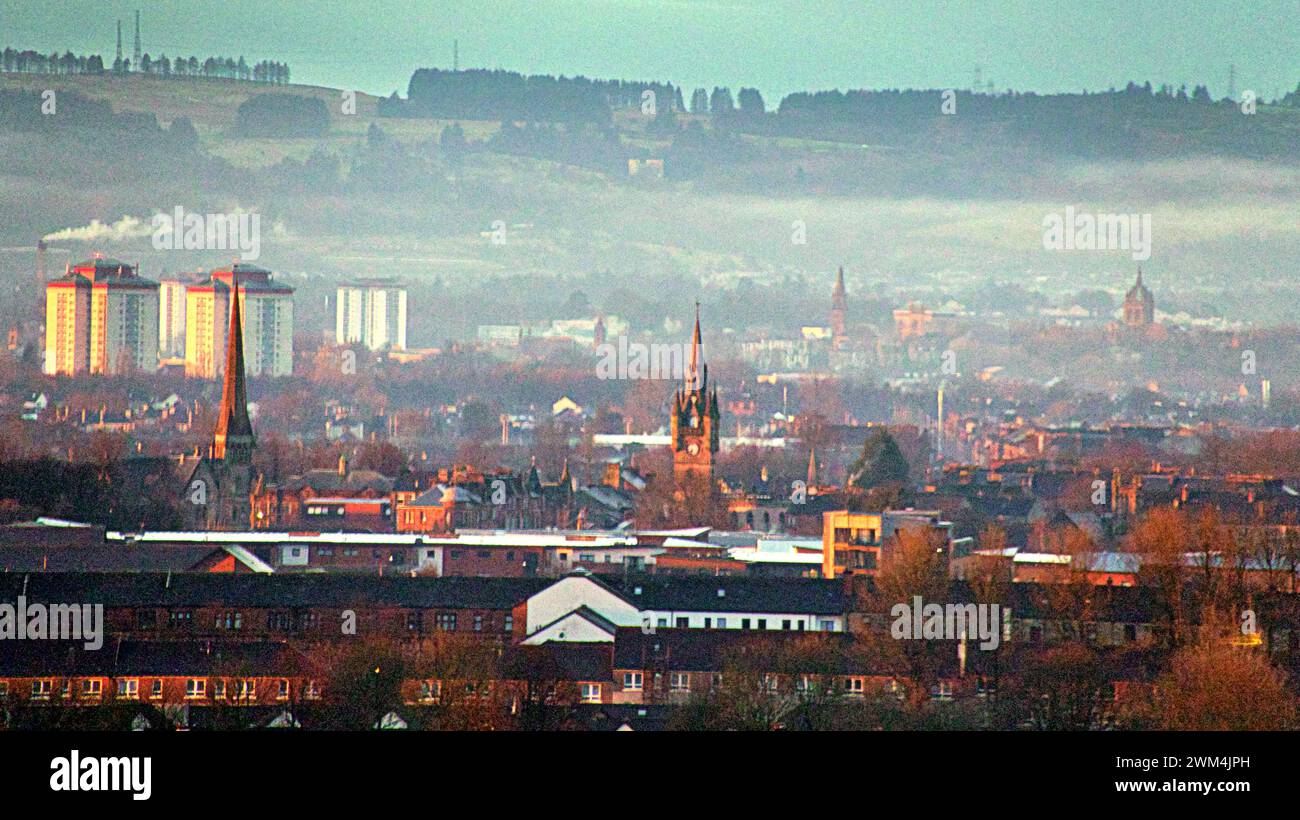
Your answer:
42,215 -> 155,243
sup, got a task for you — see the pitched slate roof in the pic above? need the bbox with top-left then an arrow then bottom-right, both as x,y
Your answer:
611,628 -> 866,674
0,543 -> 229,573
0,573 -> 551,610
0,639 -> 312,677
501,643 -> 613,682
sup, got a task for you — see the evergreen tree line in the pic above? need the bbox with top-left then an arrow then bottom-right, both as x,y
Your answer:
380,68 -> 679,123
1,46 -> 290,83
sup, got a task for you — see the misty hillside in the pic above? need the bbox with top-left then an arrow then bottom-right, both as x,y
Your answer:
2,68 -> 1299,342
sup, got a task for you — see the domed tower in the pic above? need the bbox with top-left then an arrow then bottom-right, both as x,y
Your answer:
1122,268 -> 1154,327
671,303 -> 721,488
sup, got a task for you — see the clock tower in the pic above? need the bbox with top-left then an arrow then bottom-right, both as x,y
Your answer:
671,303 -> 721,489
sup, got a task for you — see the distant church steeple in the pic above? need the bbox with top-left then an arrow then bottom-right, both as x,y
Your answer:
187,273 -> 257,530
212,277 -> 255,463
830,266 -> 847,348
671,301 -> 721,489
685,301 -> 704,393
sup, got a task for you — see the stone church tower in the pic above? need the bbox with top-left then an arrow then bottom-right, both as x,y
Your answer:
671,304 -> 721,489
1122,268 -> 1155,327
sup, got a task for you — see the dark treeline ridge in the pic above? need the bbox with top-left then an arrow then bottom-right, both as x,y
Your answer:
380,68 -> 681,123
1,45 -> 289,83
749,82 -> 1300,160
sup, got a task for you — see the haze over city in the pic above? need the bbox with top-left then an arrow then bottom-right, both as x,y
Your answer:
0,0 -> 1297,798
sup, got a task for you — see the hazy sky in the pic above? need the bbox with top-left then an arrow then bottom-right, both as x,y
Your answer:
3,0 -> 1297,102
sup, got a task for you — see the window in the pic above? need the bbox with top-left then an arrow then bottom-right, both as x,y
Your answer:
675,617 -> 688,628
757,619 -> 767,630
711,673 -> 722,687
168,609 -> 193,630
305,680 -> 321,701
277,679 -> 290,701
1123,624 -> 1137,642
82,678 -> 103,697
931,681 -> 954,701
503,615 -> 513,633
819,620 -> 835,631
32,679 -> 51,700
579,553 -> 595,562
267,611 -> 293,631
670,672 -> 690,692
134,609 -> 156,629
623,672 -> 643,691
236,680 -> 256,701
186,679 -> 206,699
474,615 -> 483,632
704,618 -> 712,628
741,618 -> 751,629
213,680 -> 227,699
419,680 -> 441,703
150,679 -> 163,699
0,682 -> 8,698
435,612 -> 457,631
716,618 -> 727,629
406,611 -> 423,632
115,679 -> 136,699
782,619 -> 791,630
580,683 -> 602,703
844,676 -> 865,694
216,611 -> 243,630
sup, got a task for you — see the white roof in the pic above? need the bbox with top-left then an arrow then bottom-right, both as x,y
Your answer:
223,545 -> 274,573
1012,552 -> 1072,565
729,547 -> 823,565
107,528 -> 660,550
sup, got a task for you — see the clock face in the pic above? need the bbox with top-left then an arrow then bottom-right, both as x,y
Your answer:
687,442 -> 700,456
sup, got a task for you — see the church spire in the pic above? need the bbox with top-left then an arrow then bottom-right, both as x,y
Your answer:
685,300 -> 704,393
213,275 -> 254,460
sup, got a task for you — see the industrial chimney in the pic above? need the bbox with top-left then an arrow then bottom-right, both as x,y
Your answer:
36,239 -> 47,286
